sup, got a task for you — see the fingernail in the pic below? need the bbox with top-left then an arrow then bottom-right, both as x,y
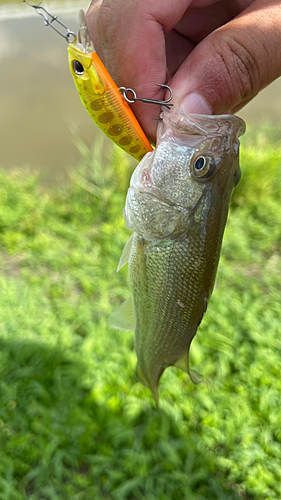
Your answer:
180,93 -> 212,115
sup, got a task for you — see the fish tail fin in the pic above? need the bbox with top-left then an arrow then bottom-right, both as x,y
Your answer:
137,363 -> 159,406
174,353 -> 203,385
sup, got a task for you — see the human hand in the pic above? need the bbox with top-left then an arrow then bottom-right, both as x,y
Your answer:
86,0 -> 281,142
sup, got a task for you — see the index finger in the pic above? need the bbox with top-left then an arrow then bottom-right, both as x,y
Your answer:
86,0 -> 192,141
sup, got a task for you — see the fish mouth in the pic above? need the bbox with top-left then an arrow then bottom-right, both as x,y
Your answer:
158,108 -> 246,149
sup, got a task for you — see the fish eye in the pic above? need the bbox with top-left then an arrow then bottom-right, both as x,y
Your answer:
193,156 -> 210,177
73,60 -> 84,75
194,156 -> 207,173
191,152 -> 217,181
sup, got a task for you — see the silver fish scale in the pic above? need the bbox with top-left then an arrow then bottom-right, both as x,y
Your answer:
150,142 -> 200,208
125,189 -> 192,239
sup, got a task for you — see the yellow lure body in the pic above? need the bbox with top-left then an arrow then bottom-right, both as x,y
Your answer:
68,44 -> 153,162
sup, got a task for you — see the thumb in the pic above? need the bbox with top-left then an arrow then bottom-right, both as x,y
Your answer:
171,0 -> 281,116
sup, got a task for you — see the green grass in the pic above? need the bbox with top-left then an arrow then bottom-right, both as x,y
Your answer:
0,128 -> 281,499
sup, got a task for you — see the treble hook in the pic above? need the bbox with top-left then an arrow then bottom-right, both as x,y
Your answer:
119,84 -> 173,109
23,1 -> 77,43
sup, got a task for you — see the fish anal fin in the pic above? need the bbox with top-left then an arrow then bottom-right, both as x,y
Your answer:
189,368 -> 203,385
117,233 -> 134,272
137,364 -> 159,406
108,297 -> 135,331
174,353 -> 189,373
174,353 -> 203,385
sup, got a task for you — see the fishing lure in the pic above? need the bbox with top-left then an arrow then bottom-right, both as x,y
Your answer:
24,3 -> 173,161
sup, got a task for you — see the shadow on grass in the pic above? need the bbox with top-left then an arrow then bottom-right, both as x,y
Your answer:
0,338 -> 250,500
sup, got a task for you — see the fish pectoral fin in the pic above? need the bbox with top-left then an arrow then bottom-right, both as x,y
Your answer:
108,296 -> 135,331
174,353 -> 203,385
117,233 -> 134,272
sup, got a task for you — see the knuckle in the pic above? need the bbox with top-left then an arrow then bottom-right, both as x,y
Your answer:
212,30 -> 261,103
86,0 -> 103,23
96,1 -> 112,29
96,1 -> 127,49
86,1 -> 113,39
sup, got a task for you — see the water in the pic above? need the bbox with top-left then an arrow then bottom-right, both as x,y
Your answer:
0,3 -> 108,183
1,3 -> 281,183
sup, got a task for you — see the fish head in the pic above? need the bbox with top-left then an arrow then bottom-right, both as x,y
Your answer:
157,108 -> 246,196
68,11 -> 106,99
124,108 -> 245,240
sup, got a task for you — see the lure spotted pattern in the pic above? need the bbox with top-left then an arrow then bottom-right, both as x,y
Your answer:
68,46 -> 152,162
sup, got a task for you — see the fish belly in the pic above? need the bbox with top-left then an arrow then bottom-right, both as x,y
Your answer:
129,231 -> 215,396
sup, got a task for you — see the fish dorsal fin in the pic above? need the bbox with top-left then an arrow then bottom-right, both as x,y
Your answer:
117,234 -> 134,272
174,353 -> 203,385
108,296 -> 135,331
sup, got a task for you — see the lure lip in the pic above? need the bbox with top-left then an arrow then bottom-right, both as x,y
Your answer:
77,9 -> 94,54
67,10 -> 95,70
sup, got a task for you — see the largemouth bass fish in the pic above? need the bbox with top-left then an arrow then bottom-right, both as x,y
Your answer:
110,107 -> 245,402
